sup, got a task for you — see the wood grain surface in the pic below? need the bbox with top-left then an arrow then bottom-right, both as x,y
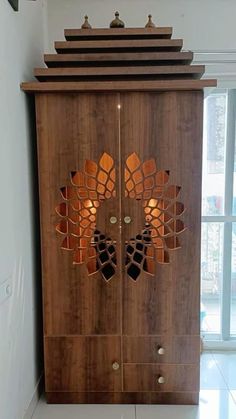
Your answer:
64,27 -> 173,41
123,364 -> 199,392
46,391 -> 199,404
36,92 -> 121,336
45,336 -> 121,392
43,51 -> 194,66
21,79 -> 216,92
121,92 -> 203,337
34,65 -> 205,81
123,335 -> 200,364
35,90 -> 203,403
54,39 -> 183,54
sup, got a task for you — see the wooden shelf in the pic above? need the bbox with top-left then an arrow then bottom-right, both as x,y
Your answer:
64,27 -> 173,41
21,79 -> 217,93
44,51 -> 193,68
34,65 -> 205,81
22,26 -> 217,92
54,39 -> 183,54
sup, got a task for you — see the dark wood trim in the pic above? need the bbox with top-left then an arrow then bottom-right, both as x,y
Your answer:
64,27 -> 173,41
44,51 -> 194,67
34,65 -> 205,81
46,391 -> 199,404
21,79 -> 217,93
54,39 -> 183,53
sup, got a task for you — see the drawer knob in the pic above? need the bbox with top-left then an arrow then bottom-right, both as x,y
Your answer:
157,375 -> 165,384
124,216 -> 132,224
157,347 -> 165,355
110,216 -> 117,224
112,361 -> 120,371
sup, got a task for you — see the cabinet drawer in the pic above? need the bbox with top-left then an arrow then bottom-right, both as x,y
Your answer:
124,364 -> 199,392
45,336 -> 121,392
123,336 -> 200,364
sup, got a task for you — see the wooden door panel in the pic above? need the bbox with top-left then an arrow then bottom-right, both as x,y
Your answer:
123,275 -> 172,335
120,92 -> 203,336
36,93 -> 121,336
45,336 -> 121,392
124,364 -> 199,392
123,335 -> 200,364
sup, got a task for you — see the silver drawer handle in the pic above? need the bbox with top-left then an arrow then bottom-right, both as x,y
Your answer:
124,216 -> 132,224
112,362 -> 120,371
110,216 -> 117,224
157,376 -> 165,384
157,347 -> 165,355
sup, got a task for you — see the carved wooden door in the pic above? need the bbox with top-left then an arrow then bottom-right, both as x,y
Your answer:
36,90 -> 202,402
121,91 -> 202,397
37,93 -> 122,393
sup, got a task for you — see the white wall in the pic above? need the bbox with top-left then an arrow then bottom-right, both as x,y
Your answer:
0,1 -> 46,419
46,0 -> 236,51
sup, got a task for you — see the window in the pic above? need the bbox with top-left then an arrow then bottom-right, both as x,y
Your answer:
201,89 -> 236,341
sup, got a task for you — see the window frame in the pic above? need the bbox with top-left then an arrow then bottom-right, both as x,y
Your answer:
201,89 -> 236,344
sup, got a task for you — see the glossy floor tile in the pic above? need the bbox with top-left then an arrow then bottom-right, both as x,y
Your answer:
212,352 -> 236,389
32,352 -> 236,419
136,390 -> 236,419
32,397 -> 135,419
200,353 -> 227,389
199,390 -> 236,419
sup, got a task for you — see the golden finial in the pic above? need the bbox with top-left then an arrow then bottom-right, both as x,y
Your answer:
110,11 -> 125,28
145,14 -> 156,28
81,15 -> 92,29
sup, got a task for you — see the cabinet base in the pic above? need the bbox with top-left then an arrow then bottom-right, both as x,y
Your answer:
46,391 -> 199,404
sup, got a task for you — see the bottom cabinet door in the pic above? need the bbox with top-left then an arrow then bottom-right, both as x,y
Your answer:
45,336 -> 121,392
124,364 -> 199,392
123,336 -> 200,364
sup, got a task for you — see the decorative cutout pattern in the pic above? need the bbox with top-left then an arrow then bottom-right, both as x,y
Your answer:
55,153 -> 116,280
55,152 -> 185,282
88,230 -> 117,281
125,152 -> 185,281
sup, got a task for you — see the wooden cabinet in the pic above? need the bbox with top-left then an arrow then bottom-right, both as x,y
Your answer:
22,25 -> 216,404
123,364 -> 199,392
123,336 -> 200,364
45,337 -> 122,392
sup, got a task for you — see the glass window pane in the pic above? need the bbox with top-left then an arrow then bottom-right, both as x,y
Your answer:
231,223 -> 236,335
232,122 -> 236,215
201,222 -> 223,334
202,92 -> 227,216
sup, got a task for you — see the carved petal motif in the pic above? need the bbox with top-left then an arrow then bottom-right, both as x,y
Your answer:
125,153 -> 186,281
55,153 -> 116,280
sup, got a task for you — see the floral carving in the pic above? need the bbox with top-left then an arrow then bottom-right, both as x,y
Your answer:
125,153 -> 185,280
55,153 -> 116,280
55,152 -> 185,282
